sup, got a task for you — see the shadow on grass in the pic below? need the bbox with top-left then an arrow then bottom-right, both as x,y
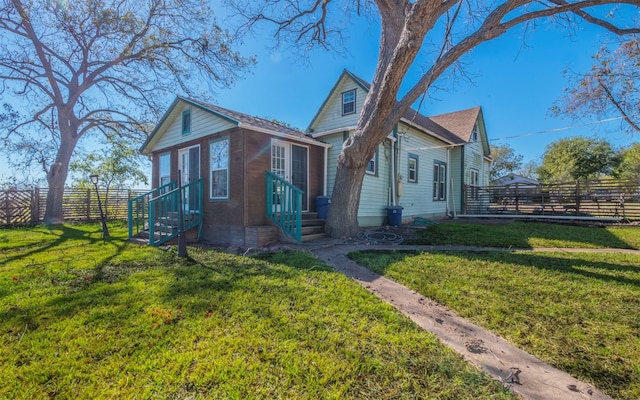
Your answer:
347,249 -> 640,399
409,221 -> 636,249
0,223 -> 115,265
353,249 -> 640,288
0,223 -> 142,326
156,250 -> 337,316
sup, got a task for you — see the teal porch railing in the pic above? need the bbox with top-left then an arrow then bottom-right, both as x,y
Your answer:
128,179 -> 203,246
266,170 -> 303,243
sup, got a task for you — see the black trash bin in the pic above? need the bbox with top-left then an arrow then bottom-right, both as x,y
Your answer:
316,196 -> 331,220
386,206 -> 403,226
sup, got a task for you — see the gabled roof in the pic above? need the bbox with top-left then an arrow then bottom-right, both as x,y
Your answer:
306,70 -> 369,132
141,96 -> 328,154
429,107 -> 481,143
308,69 -> 481,146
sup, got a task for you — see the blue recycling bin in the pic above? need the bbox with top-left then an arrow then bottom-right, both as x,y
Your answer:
386,206 -> 403,226
316,196 -> 331,220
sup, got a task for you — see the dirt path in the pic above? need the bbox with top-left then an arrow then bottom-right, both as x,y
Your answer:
307,243 -> 624,400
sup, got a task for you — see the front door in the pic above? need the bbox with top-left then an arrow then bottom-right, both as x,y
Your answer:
271,140 -> 308,211
178,145 -> 200,210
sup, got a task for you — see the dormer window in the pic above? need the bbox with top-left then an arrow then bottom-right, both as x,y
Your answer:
182,110 -> 191,135
342,89 -> 356,115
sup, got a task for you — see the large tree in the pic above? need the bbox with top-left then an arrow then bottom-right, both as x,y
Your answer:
489,144 -> 523,181
555,35 -> 640,133
536,137 -> 619,183
614,142 -> 640,180
227,0 -> 640,238
0,0 -> 253,223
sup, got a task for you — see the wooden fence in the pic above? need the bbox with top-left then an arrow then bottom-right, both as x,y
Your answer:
464,178 -> 640,220
0,187 -> 148,226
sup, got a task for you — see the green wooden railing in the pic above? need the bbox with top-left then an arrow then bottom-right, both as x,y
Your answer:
128,182 -> 176,238
128,179 -> 203,246
266,170 -> 303,243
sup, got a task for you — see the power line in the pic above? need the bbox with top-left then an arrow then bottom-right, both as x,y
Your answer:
405,113 -> 638,152
490,114 -> 639,142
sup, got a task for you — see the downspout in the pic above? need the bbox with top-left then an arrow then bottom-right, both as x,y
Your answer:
323,146 -> 328,196
390,129 -> 397,206
447,147 -> 453,217
460,145 -> 466,216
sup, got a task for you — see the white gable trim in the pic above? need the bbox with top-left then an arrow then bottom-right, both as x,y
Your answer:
240,123 -> 332,148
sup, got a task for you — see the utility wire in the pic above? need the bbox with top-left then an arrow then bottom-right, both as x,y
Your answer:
404,113 -> 639,152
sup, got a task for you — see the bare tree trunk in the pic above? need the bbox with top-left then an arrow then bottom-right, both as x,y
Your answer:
43,129 -> 77,224
325,152 -> 368,239
44,154 -> 70,224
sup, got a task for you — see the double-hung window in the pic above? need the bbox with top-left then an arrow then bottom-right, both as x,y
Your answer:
408,154 -> 418,183
342,89 -> 356,115
433,161 -> 446,201
366,148 -> 378,176
210,138 -> 229,199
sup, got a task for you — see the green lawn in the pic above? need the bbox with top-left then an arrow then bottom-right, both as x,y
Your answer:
0,223 -> 513,399
349,248 -> 640,400
407,221 -> 640,249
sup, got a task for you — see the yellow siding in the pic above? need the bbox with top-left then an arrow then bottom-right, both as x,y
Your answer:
153,103 -> 236,151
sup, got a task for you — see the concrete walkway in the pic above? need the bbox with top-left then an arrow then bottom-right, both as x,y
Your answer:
302,242 -> 629,400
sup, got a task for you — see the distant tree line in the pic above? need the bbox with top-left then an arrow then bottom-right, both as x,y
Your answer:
490,139 -> 640,184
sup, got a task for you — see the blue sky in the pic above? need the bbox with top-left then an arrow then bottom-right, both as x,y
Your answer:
1,5 -> 637,186
214,8 -> 638,167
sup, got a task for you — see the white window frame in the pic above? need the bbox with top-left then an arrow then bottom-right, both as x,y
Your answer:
433,161 -> 447,201
366,147 -> 378,176
209,138 -> 229,200
408,154 -> 418,183
159,152 -> 171,187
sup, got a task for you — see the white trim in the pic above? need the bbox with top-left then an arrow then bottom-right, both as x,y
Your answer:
270,139 -> 310,212
240,123 -> 332,148
209,138 -> 230,200
178,144 -> 201,182
310,126 -> 358,138
311,126 -> 397,143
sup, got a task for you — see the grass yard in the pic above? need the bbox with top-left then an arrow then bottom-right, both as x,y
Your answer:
0,222 -> 514,399
407,220 -> 640,249
350,228 -> 640,399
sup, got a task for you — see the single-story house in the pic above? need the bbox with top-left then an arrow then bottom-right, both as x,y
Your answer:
130,70 -> 491,246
